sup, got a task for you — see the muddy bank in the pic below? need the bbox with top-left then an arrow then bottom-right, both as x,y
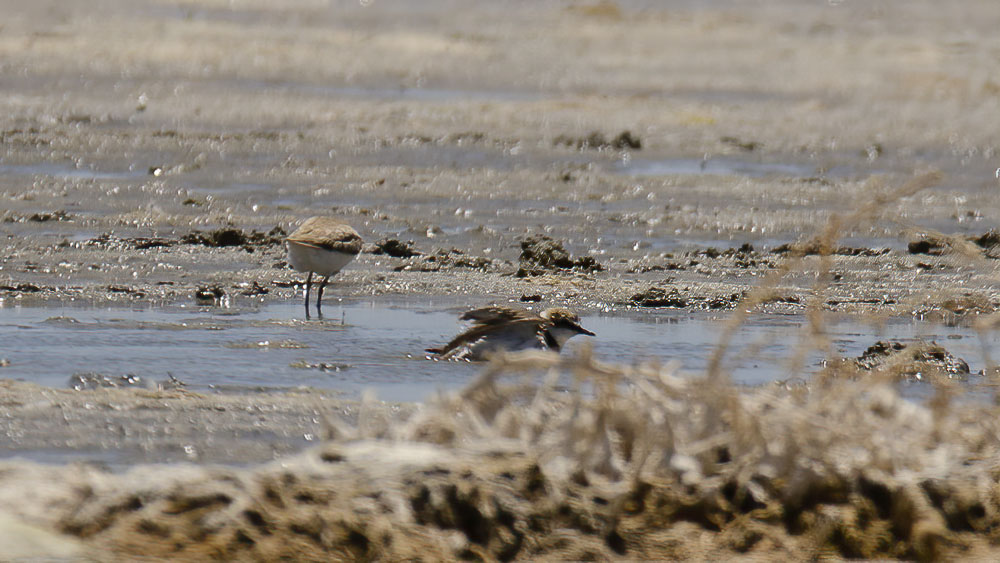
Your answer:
1,0 -> 999,322
3,228 -> 998,326
0,380 -> 413,466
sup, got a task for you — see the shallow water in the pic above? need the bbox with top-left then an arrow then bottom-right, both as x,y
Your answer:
618,156 -> 821,178
0,162 -> 147,181
0,300 -> 993,402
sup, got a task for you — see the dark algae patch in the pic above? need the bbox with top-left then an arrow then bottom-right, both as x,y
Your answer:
181,227 -> 248,247
181,226 -> 286,249
907,230 -> 1000,257
553,130 -> 641,150
829,340 -> 971,381
516,234 -> 603,277
394,248 -> 498,272
868,340 -> 970,378
630,286 -> 688,308
629,286 -> 744,310
371,238 -> 421,258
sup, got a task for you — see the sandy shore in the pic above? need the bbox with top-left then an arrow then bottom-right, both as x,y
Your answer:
0,379 -> 414,465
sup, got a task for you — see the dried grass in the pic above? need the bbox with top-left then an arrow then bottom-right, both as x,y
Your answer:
28,345 -> 998,561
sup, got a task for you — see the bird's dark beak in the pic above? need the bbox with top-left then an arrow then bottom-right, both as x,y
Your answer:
575,323 -> 595,337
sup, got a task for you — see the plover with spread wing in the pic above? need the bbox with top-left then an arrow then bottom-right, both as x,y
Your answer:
286,216 -> 362,318
427,305 -> 595,361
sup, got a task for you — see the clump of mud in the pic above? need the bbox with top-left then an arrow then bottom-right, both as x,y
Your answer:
629,245 -> 778,274
181,228 -> 249,247
908,238 -> 946,256
907,230 -> 1000,257
181,226 -> 286,249
2,209 -> 72,223
370,238 -> 421,258
7,350 -> 1000,561
68,373 -> 184,391
194,285 -> 226,305
719,135 -> 760,151
630,285 -> 744,310
238,281 -> 270,296
630,286 -> 688,308
831,340 -> 971,381
77,226 -> 286,252
289,360 -> 350,372
77,233 -> 175,251
394,248 -> 499,272
907,293 -> 1000,327
553,130 -> 641,150
773,241 -> 889,257
517,234 -> 602,277
0,282 -> 44,293
970,230 -> 1000,250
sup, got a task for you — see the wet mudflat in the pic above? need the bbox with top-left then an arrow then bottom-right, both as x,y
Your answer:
3,0 -> 1000,559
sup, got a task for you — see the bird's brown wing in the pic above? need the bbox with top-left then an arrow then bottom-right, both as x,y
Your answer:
287,218 -> 363,254
426,318 -> 543,356
458,305 -> 539,326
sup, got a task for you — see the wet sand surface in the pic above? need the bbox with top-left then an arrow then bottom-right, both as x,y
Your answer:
2,0 -> 999,315
3,0 -> 1000,559
0,379 -> 414,467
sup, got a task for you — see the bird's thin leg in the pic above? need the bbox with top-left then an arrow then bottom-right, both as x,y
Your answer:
303,272 -> 313,319
315,275 -> 331,318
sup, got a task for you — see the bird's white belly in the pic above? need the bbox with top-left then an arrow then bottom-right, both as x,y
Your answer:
461,331 -> 546,361
286,242 -> 355,276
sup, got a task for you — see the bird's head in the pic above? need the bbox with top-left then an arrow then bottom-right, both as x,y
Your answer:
540,307 -> 595,348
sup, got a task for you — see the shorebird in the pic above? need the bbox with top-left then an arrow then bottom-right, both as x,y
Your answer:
426,305 -> 595,361
286,216 -> 362,318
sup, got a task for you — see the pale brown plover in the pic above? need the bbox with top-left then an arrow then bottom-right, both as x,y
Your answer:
286,216 -> 362,318
426,305 -> 595,361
